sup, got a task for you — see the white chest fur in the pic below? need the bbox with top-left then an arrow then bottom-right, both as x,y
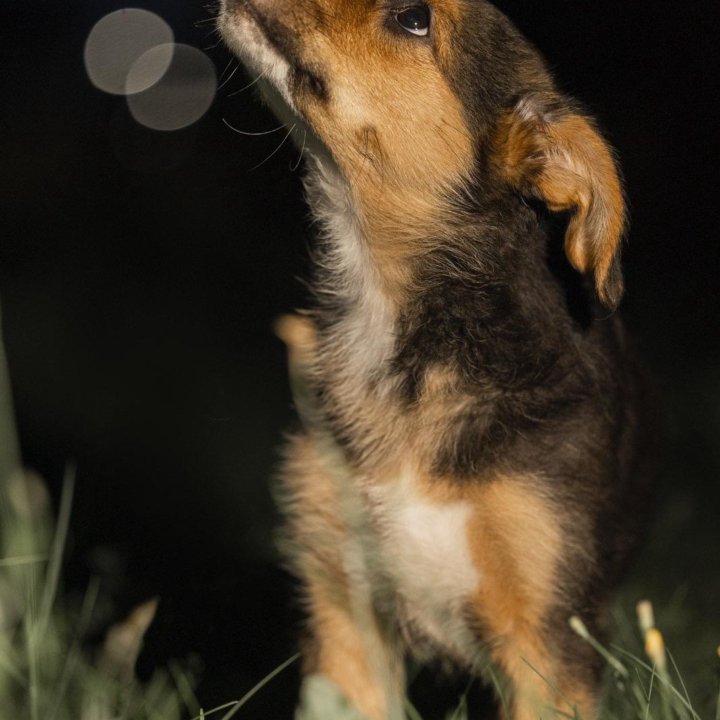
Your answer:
367,470 -> 481,661
305,159 -> 397,377
305,162 -> 482,661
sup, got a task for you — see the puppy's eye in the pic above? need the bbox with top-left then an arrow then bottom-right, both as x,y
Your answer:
395,5 -> 430,37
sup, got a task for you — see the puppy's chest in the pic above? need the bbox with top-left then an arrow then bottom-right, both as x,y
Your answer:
365,474 -> 482,662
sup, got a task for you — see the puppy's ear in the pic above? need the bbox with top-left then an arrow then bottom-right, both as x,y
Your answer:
493,96 -> 625,310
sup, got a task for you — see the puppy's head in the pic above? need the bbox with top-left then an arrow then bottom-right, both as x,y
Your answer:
219,0 -> 625,308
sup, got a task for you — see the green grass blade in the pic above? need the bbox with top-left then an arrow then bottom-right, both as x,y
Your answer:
0,303 -> 21,484
486,664 -> 509,719
48,577 -> 101,720
37,463 -> 75,631
403,698 -> 424,720
169,658 -> 201,716
186,653 -> 299,720
612,645 -> 702,720
667,648 -> 695,716
643,663 -> 656,720
219,653 -> 298,720
0,554 -> 48,567
521,656 -> 578,717
446,678 -> 473,720
570,617 -> 628,678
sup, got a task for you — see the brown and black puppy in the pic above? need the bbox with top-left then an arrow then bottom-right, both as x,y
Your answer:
218,2 -> 655,718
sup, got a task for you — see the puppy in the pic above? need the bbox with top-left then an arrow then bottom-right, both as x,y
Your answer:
218,2 -> 656,718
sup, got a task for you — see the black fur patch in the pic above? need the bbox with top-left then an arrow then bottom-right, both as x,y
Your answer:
389,188 -> 606,476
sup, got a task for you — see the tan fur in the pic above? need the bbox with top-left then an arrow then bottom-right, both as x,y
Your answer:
265,0 -> 475,298
309,595 -> 396,720
414,475 -> 595,718
274,313 -> 316,367
281,433 -> 405,720
494,101 -> 625,306
288,414 -> 595,718
279,315 -> 595,717
470,480 -> 590,719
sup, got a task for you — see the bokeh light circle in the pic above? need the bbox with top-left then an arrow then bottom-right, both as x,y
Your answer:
84,9 -> 174,95
124,43 -> 175,96
126,44 -> 217,131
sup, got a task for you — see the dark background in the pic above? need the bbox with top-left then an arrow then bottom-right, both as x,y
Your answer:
2,0 -> 719,716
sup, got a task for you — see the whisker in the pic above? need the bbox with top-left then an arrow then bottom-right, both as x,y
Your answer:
222,118 -> 290,136
217,58 -> 235,83
218,63 -> 241,90
228,69 -> 268,96
290,129 -> 308,172
203,33 -> 224,50
251,123 -> 297,171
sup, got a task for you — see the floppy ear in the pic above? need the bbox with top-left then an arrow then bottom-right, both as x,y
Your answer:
493,96 -> 626,310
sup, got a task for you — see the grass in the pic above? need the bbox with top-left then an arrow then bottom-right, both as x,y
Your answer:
0,465 -> 194,720
570,610 -> 717,720
0,306 -> 193,720
0,464 -> 306,719
0,308 -> 718,719
1,476 -> 716,720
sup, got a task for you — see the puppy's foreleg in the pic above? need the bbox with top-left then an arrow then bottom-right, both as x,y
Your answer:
489,632 -> 599,720
281,434 -> 405,720
301,579 -> 405,720
467,478 -> 602,719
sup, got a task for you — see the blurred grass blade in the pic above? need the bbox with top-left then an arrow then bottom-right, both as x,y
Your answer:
48,578 -> 101,720
0,302 -> 21,485
612,645 -> 702,720
403,698 -> 423,720
643,665 -> 656,720
667,648 -> 695,716
570,616 -> 628,678
486,664 -> 509,719
169,658 -> 202,716
0,554 -> 47,567
191,653 -> 298,720
38,463 -> 75,634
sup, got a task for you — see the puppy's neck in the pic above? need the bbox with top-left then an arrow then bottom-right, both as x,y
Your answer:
305,153 -> 569,367
304,155 -> 473,310
304,158 -> 409,310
